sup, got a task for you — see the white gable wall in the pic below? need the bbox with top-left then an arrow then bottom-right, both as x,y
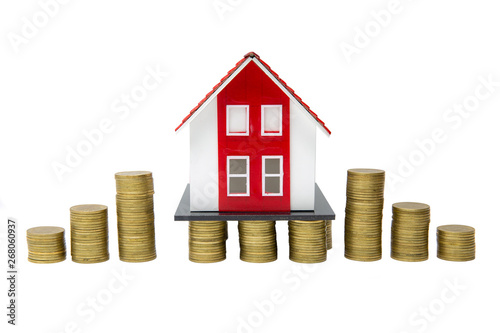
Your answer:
190,98 -> 219,211
290,100 -> 316,210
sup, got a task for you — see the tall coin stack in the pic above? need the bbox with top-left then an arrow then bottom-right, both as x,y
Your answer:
70,204 -> 109,263
189,221 -> 227,263
326,220 -> 333,250
238,220 -> 277,263
27,226 -> 66,264
344,168 -> 385,261
437,225 -> 475,261
115,171 -> 156,262
288,220 -> 327,263
391,202 -> 430,262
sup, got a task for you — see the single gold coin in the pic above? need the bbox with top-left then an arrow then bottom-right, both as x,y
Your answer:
347,168 -> 385,176
27,226 -> 65,236
115,171 -> 152,178
437,225 -> 475,234
393,202 -> 430,212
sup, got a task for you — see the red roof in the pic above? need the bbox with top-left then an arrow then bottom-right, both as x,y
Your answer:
175,52 -> 331,135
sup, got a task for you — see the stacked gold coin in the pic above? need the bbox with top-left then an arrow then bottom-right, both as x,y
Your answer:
115,171 -> 156,262
391,202 -> 430,262
70,204 -> 109,263
437,225 -> 475,261
289,220 -> 327,263
189,221 -> 227,263
344,168 -> 385,261
27,227 -> 66,263
238,220 -> 277,263
326,220 -> 333,250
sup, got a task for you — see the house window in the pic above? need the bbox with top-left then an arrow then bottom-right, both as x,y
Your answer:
261,105 -> 282,136
227,105 -> 249,136
262,156 -> 283,196
227,156 -> 250,196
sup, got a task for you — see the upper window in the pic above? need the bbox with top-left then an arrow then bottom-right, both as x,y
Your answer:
227,105 -> 249,136
227,156 -> 250,196
261,105 -> 282,136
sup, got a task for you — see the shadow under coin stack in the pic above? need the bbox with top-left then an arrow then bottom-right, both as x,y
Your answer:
344,168 -> 385,261
189,221 -> 227,263
288,220 -> 327,263
27,227 -> 66,263
391,202 -> 430,262
115,171 -> 157,262
70,204 -> 109,263
238,220 -> 277,263
437,225 -> 475,261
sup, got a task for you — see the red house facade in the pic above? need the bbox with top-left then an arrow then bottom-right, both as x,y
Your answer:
217,61 -> 291,212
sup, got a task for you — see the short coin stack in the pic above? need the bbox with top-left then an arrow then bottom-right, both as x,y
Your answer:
289,220 -> 327,263
115,171 -> 157,262
326,220 -> 333,250
70,204 -> 109,263
437,225 -> 475,261
238,220 -> 277,263
391,202 -> 430,262
344,168 -> 385,261
27,227 -> 66,264
189,221 -> 227,263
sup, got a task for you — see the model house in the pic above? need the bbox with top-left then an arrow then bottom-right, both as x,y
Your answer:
175,52 -> 332,215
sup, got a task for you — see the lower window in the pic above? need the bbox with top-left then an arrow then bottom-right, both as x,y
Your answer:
262,156 -> 283,196
227,156 -> 249,196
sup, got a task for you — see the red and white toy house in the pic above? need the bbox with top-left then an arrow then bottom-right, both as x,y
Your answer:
174,52 -> 334,220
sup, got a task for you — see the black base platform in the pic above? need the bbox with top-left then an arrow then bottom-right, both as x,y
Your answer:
174,184 -> 335,221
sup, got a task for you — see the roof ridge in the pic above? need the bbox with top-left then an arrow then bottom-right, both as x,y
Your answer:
244,51 -> 260,59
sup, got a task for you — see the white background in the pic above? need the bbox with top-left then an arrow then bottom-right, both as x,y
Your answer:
1,1 -> 499,332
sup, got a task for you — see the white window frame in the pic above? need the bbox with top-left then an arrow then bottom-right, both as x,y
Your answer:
262,155 -> 283,196
226,105 -> 250,136
261,105 -> 282,136
227,156 -> 250,196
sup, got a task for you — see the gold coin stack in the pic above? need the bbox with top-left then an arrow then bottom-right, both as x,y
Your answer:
288,220 -> 327,263
344,168 -> 385,261
27,227 -> 66,264
70,204 -> 109,263
326,220 -> 333,250
115,171 -> 156,262
391,202 -> 430,262
189,221 -> 227,263
437,225 -> 475,261
238,220 -> 277,263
